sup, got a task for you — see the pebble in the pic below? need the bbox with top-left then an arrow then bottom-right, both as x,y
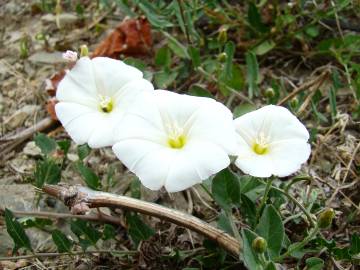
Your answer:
41,13 -> 79,26
4,104 -> 40,129
28,51 -> 65,64
23,141 -> 42,157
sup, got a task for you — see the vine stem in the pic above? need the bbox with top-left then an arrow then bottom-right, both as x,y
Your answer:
0,250 -> 137,262
275,225 -> 319,262
270,186 -> 316,228
226,210 -> 242,245
255,177 -> 274,224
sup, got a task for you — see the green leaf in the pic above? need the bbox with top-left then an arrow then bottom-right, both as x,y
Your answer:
127,213 -> 155,246
102,224 -> 116,241
350,233 -> 360,255
57,140 -> 71,155
219,64 -> 245,96
305,257 -> 324,270
188,46 -> 200,67
138,1 -> 172,28
71,219 -> 101,250
34,133 -> 57,155
130,177 -> 141,199
247,3 -> 268,33
4,208 -> 32,253
188,84 -> 214,98
245,51 -> 259,98
124,57 -> 147,71
233,103 -> 256,118
253,40 -> 276,55
76,162 -> 101,190
164,32 -> 189,59
255,205 -> 284,259
241,228 -> 262,270
77,144 -> 91,160
34,159 -> 61,187
224,41 -> 235,79
155,46 -> 171,67
217,212 -> 233,236
154,70 -> 178,89
305,26 -> 320,38
329,86 -> 337,119
240,194 -> 257,228
52,230 -> 73,253
20,217 -> 52,229
265,262 -> 277,270
212,169 -> 240,211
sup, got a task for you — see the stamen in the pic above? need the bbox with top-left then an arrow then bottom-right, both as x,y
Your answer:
252,132 -> 270,155
98,95 -> 114,113
166,122 -> 187,149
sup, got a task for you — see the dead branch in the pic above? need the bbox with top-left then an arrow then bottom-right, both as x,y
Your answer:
1,209 -> 123,227
277,69 -> 330,106
0,117 -> 57,160
42,184 -> 241,256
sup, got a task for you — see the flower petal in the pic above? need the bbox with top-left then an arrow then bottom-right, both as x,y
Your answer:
87,111 -> 124,148
56,57 -> 98,107
268,139 -> 311,177
113,79 -> 154,112
183,140 -> 230,180
91,57 -> 143,97
55,102 -> 101,145
186,100 -> 238,155
234,138 -> 274,177
234,105 -> 309,145
164,152 -> 201,192
113,140 -> 173,190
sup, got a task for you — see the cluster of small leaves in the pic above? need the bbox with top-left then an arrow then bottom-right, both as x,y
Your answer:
33,133 -> 69,187
210,169 -> 359,269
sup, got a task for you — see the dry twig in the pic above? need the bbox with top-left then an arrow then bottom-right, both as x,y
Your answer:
42,184 -> 241,256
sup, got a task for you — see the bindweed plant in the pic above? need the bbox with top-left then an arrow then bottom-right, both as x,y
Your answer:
3,1 -> 360,269
3,52 -> 357,269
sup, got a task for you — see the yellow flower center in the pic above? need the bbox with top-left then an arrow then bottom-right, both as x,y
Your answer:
252,132 -> 270,155
98,95 -> 114,113
168,135 -> 187,149
166,122 -> 187,149
252,142 -> 269,155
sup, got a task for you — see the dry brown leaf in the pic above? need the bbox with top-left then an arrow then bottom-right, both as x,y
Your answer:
46,97 -> 58,121
92,17 -> 152,58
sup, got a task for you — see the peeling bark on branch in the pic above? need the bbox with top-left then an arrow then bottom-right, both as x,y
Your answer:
42,184 -> 241,256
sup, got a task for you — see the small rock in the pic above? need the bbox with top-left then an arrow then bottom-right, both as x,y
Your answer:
4,105 -> 40,129
41,13 -> 79,26
28,51 -> 65,64
3,2 -> 22,14
23,141 -> 42,157
67,153 -> 79,162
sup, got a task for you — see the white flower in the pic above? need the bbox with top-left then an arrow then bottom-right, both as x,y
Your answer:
234,105 -> 311,178
112,90 -> 238,192
55,57 -> 154,148
62,50 -> 78,62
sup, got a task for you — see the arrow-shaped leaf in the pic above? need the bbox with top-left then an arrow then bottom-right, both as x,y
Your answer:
4,209 -> 32,253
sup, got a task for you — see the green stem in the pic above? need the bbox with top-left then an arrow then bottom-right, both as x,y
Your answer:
225,210 -> 242,245
256,177 -> 274,224
258,252 -> 268,268
275,225 -> 319,262
200,183 -> 213,199
271,186 -> 316,228
284,175 -> 312,193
